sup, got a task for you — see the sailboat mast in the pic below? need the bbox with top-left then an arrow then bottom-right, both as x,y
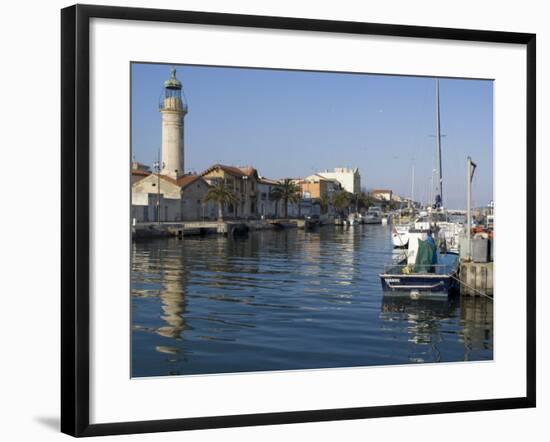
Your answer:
411,164 -> 415,204
435,79 -> 443,208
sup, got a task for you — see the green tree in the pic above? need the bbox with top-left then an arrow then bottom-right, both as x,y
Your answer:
358,192 -> 376,211
332,190 -> 351,216
270,179 -> 301,219
203,180 -> 237,221
349,193 -> 361,213
319,192 -> 331,215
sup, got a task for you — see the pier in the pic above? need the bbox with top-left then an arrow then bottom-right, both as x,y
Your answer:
132,219 -> 304,239
458,261 -> 493,297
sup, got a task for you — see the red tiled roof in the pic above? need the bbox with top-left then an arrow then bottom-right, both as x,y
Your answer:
176,174 -> 204,189
258,177 -> 281,185
132,169 -> 150,176
154,173 -> 205,189
201,163 -> 258,178
238,166 -> 257,177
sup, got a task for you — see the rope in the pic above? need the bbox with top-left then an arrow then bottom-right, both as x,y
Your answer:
450,273 -> 493,301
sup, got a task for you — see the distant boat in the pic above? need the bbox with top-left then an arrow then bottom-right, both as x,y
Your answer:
347,213 -> 361,225
363,206 -> 383,224
334,216 -> 346,226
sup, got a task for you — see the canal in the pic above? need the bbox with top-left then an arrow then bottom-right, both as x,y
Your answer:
131,224 -> 493,377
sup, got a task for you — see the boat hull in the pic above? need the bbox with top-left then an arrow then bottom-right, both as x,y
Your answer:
392,226 -> 410,248
379,273 -> 458,298
379,252 -> 460,298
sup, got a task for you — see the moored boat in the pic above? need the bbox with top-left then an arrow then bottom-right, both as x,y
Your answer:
363,206 -> 383,224
348,213 -> 361,225
392,224 -> 410,248
380,231 -> 460,298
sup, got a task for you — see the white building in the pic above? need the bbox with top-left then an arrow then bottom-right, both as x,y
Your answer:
317,167 -> 361,194
132,173 -> 216,222
371,189 -> 393,201
257,177 -> 282,218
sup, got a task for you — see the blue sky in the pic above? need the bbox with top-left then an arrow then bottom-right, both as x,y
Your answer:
131,63 -> 493,209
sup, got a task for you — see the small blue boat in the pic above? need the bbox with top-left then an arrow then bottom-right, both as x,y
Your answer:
379,252 -> 460,298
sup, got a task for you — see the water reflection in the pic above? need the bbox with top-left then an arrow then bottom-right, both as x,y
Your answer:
459,296 -> 494,360
131,225 -> 493,377
379,294 -> 493,363
380,296 -> 460,363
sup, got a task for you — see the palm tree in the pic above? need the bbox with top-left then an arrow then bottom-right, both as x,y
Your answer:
270,179 -> 300,219
357,191 -> 376,211
203,180 -> 237,221
331,190 -> 350,216
349,193 -> 360,213
319,192 -> 331,215
269,189 -> 280,218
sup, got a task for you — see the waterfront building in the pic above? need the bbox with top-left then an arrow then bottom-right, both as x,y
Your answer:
299,174 -> 342,199
201,164 -> 259,218
291,174 -> 341,217
131,161 -> 151,184
371,189 -> 393,201
317,167 -> 361,194
257,177 -> 283,218
285,198 -> 320,218
131,173 -> 214,222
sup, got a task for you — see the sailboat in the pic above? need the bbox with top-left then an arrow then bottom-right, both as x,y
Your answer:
380,79 -> 460,297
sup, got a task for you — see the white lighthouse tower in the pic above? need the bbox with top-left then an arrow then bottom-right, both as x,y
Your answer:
159,68 -> 188,179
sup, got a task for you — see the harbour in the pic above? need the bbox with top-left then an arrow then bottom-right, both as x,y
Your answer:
131,224 -> 493,377
130,65 -> 495,377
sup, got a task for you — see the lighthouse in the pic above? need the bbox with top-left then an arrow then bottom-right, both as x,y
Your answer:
159,68 -> 188,179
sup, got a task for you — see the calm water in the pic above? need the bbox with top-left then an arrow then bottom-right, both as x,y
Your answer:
131,224 -> 493,377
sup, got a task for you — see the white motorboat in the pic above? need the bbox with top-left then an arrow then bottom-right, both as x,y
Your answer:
392,211 -> 464,252
392,224 -> 410,247
363,206 -> 383,224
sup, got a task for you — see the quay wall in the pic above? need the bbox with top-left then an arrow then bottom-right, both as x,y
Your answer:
459,261 -> 493,297
132,219 -> 308,239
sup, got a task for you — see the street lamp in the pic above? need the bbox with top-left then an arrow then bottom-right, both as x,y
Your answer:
153,152 -> 165,224
242,175 -> 248,219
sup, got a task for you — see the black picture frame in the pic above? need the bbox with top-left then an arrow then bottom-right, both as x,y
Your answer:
61,4 -> 536,437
